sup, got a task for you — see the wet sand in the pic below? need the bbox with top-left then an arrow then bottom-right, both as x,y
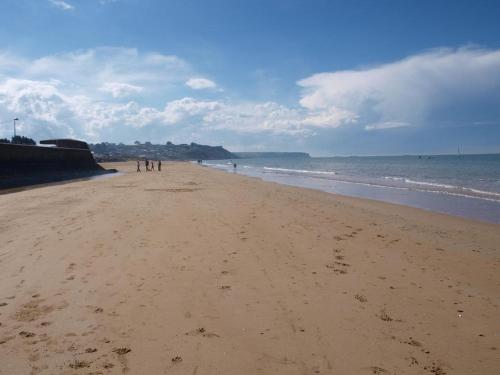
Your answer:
0,161 -> 498,374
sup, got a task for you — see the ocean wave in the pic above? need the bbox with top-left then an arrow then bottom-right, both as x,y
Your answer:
206,163 -> 232,169
384,176 -> 500,200
263,167 -> 336,176
384,176 -> 457,189
411,188 -> 500,202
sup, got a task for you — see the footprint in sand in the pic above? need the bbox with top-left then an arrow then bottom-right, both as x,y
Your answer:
0,336 -> 15,345
335,261 -> 350,267
69,360 -> 91,369
14,299 -> 58,322
113,347 -> 131,355
171,356 -> 183,363
378,309 -> 393,322
355,294 -> 368,303
404,337 -> 422,347
19,331 -> 36,338
423,363 -> 446,375
326,263 -> 348,275
185,327 -> 220,338
370,366 -> 388,374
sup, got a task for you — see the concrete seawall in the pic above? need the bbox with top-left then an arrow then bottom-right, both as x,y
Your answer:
0,143 -> 102,173
0,143 -> 116,190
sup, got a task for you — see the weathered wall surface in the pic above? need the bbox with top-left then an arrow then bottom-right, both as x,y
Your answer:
0,143 -> 102,174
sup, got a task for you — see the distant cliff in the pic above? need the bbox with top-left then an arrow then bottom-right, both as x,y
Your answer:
90,142 -> 236,161
234,152 -> 310,159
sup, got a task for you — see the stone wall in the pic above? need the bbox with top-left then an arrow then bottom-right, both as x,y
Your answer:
0,143 -> 102,174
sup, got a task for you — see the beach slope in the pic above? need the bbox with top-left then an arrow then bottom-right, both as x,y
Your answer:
0,162 -> 498,374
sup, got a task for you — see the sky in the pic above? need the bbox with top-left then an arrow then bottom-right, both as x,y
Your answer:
1,0 -> 500,155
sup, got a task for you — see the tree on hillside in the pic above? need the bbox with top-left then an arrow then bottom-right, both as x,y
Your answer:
0,138 -> 10,144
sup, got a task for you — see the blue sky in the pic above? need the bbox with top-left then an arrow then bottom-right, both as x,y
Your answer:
1,0 -> 500,155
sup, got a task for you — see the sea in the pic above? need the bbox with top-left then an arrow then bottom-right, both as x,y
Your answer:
203,154 -> 500,224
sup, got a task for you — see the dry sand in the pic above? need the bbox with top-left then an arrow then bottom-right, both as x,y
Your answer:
0,161 -> 498,374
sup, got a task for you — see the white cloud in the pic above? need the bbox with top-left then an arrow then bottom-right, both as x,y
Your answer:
302,107 -> 358,128
185,77 -> 217,90
48,0 -> 74,11
202,101 -> 308,135
100,82 -> 143,98
2,46 -> 500,144
364,121 -> 410,131
0,48 -> 314,141
0,74 -> 309,140
23,47 -> 189,94
298,47 -> 500,130
0,47 -> 194,140
162,97 -> 221,123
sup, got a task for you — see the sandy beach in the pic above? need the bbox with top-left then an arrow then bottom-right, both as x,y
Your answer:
0,161 -> 498,374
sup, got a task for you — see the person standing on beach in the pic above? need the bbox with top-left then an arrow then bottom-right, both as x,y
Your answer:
158,160 -> 162,172
151,161 -> 155,171
137,160 -> 141,172
145,159 -> 149,171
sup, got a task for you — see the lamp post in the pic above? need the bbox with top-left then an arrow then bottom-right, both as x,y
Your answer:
13,118 -> 19,138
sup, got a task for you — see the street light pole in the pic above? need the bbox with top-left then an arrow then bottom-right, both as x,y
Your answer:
13,118 -> 19,138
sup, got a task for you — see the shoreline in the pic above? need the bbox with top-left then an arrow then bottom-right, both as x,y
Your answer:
0,161 -> 498,374
204,161 -> 500,224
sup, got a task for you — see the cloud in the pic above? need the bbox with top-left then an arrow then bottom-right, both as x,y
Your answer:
202,101 -> 307,135
0,74 -> 308,140
162,97 -> 221,123
0,47 -> 313,141
22,47 -> 189,94
2,46 -> 500,148
298,47 -> 500,130
364,121 -> 411,131
185,77 -> 217,90
48,0 -> 74,11
302,107 -> 358,128
100,82 -> 143,98
0,48 -> 192,140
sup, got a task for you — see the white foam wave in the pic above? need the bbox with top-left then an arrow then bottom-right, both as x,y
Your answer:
385,176 -> 500,200
263,167 -> 336,176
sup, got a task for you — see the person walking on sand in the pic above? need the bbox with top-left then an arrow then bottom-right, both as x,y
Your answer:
151,161 -> 155,171
136,160 -> 141,172
158,160 -> 162,172
145,159 -> 149,171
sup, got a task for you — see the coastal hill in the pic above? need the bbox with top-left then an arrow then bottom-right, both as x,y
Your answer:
234,152 -> 310,158
90,141 -> 236,161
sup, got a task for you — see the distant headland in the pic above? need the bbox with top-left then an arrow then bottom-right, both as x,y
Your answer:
90,142 -> 311,161
90,141 -> 236,161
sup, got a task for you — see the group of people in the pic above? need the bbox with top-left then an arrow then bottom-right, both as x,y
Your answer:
137,159 -> 162,172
